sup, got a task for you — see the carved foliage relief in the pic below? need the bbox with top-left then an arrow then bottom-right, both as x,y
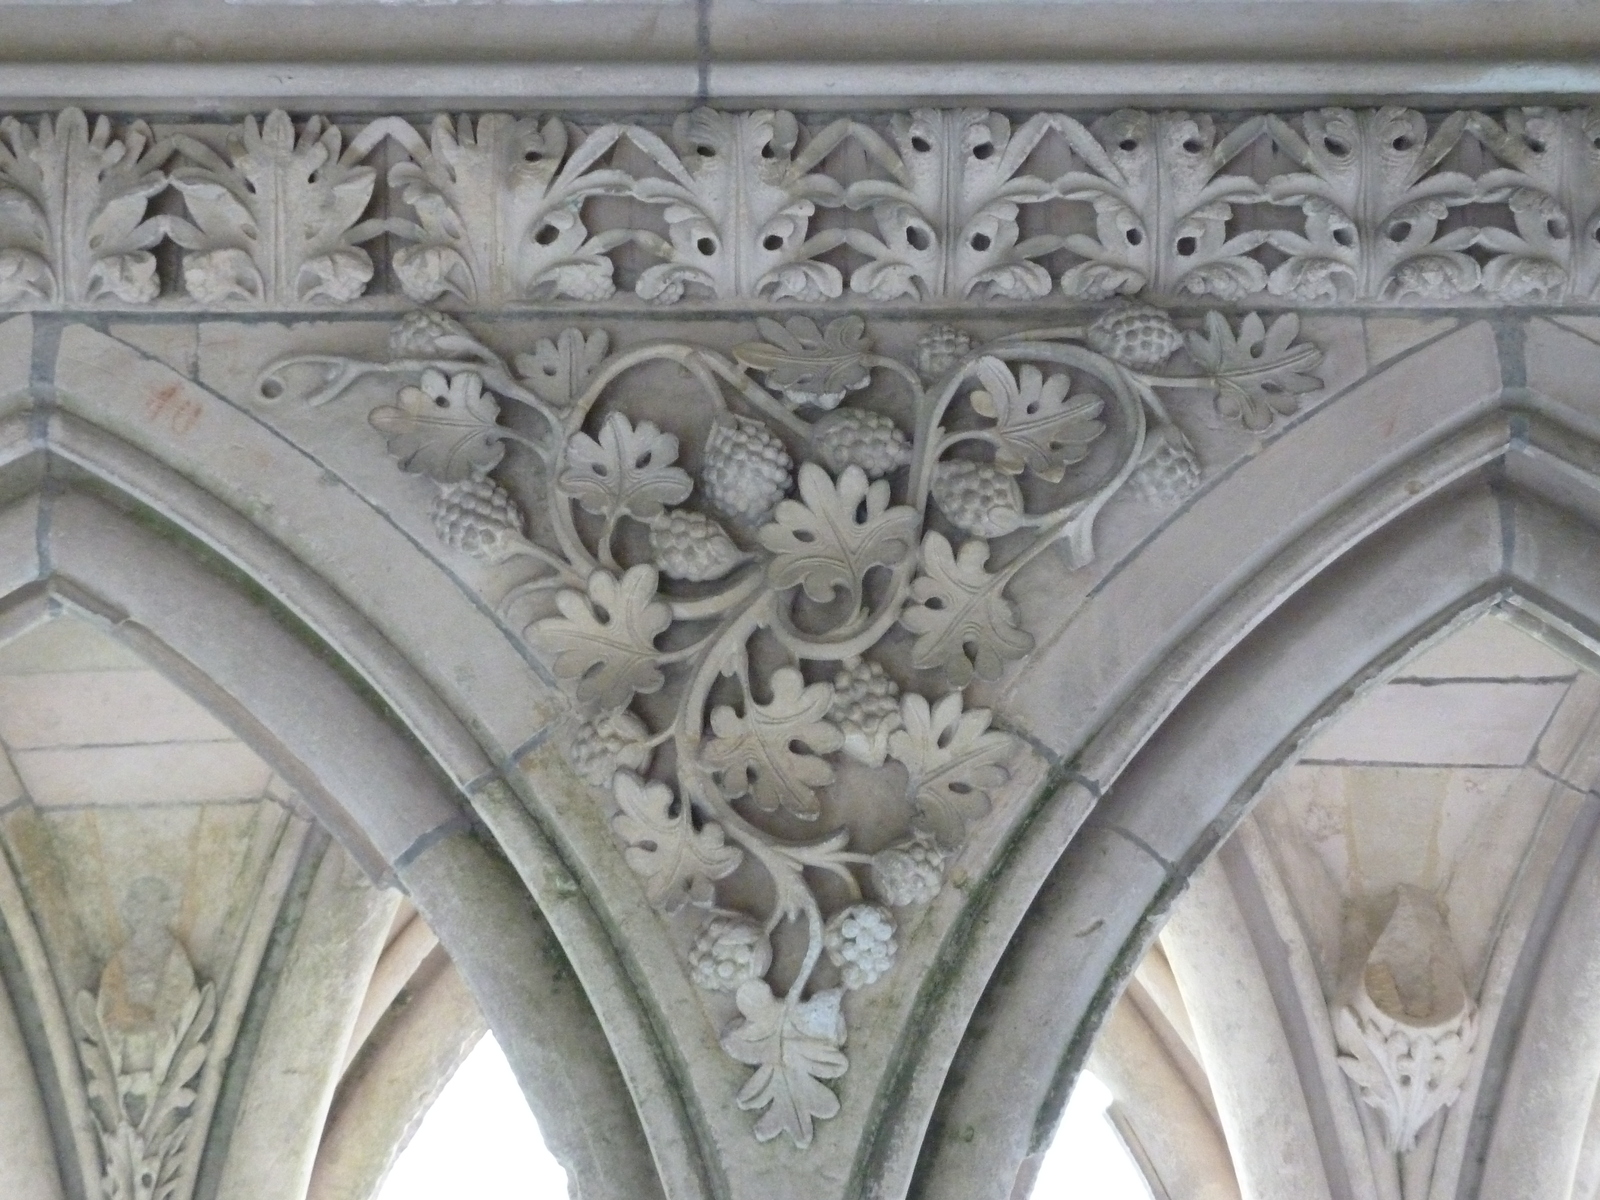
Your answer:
258,299 -> 1325,1146
0,105 -> 1595,309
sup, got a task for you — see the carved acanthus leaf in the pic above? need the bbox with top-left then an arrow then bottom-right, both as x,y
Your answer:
0,109 -> 172,305
1057,110 -> 1268,300
168,112 -> 385,304
845,109 -> 1063,301
1266,108 -> 1479,301
388,114 -> 635,304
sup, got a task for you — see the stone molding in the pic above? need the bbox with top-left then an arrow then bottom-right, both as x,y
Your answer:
5,106 -> 1600,310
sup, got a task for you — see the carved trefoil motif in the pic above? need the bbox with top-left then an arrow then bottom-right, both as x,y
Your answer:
259,299 -> 1324,1146
74,877 -> 215,1200
1334,886 -> 1478,1155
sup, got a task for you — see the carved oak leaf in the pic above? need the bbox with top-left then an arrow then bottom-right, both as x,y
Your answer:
369,369 -> 506,482
515,328 -> 610,407
900,533 -> 1033,687
704,667 -> 844,819
969,358 -> 1106,481
611,771 -> 741,911
759,464 -> 920,608
531,566 -> 672,709
559,412 -> 693,523
169,112 -> 385,304
723,980 -> 848,1148
1184,311 -> 1324,432
733,315 -> 873,410
889,693 -> 1015,849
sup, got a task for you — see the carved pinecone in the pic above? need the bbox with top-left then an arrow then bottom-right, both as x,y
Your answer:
811,410 -> 913,480
649,509 -> 744,582
829,658 -> 903,766
824,904 -> 898,990
916,325 -> 973,380
689,914 -> 773,992
701,417 -> 793,526
1087,304 -> 1183,370
1130,424 -> 1202,507
432,478 -> 526,561
566,709 -> 652,787
872,834 -> 945,907
931,460 -> 1026,538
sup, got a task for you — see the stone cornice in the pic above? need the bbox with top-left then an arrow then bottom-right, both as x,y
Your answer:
5,105 -> 1600,311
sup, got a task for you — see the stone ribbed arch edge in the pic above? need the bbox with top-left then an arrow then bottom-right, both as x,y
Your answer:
1,105 -> 1600,310
0,449 -> 679,1200
896,409 -> 1600,1200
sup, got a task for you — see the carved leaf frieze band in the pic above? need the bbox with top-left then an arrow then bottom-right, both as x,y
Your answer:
258,301 -> 1325,1146
0,104 -> 1596,310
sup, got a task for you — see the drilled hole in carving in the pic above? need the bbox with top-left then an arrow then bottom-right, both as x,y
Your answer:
1118,138 -> 1138,152
1387,220 -> 1413,243
1526,136 -> 1548,153
259,378 -> 283,400
1591,225 -> 1600,245
435,394 -> 450,408
1323,136 -> 1350,155
1549,216 -> 1570,239
696,145 -> 716,158
1175,235 -> 1197,257
906,226 -> 932,251
523,150 -> 543,163
1333,227 -> 1356,248
972,142 -> 994,160
1181,137 -> 1202,154
911,136 -> 932,153
762,234 -> 784,251
533,225 -> 559,246
697,237 -> 717,256
761,142 -> 776,159
1125,228 -> 1144,246
970,233 -> 992,252
1392,135 -> 1415,152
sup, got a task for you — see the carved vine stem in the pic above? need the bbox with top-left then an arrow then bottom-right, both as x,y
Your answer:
255,301 -> 1324,1147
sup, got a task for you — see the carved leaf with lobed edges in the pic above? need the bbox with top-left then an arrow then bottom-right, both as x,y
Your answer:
969,357 -> 1105,481
0,109 -> 173,305
532,566 -> 673,708
169,112 -> 385,304
900,533 -> 1033,687
889,693 -> 1015,849
704,667 -> 844,819
560,413 -> 694,523
759,464 -> 920,608
612,772 -> 742,910
723,981 -> 848,1148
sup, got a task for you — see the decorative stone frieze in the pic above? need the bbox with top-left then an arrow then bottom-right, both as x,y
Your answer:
0,106 -> 1597,311
257,300 -> 1325,1144
1334,887 -> 1478,1155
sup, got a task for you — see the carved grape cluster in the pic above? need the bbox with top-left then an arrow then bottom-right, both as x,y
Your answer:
258,299 -> 1325,1150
